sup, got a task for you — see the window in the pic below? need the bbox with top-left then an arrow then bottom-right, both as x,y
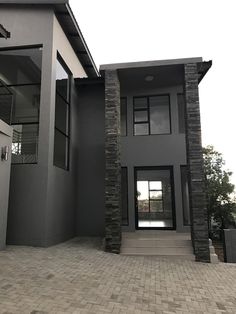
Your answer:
0,46 -> 42,164
137,180 -> 164,213
180,165 -> 190,225
53,54 -> 71,170
133,95 -> 171,135
120,97 -> 127,136
136,168 -> 174,229
177,94 -> 186,133
121,167 -> 128,225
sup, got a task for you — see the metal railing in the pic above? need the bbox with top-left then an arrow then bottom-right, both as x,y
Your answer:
11,124 -> 38,164
209,228 -> 227,262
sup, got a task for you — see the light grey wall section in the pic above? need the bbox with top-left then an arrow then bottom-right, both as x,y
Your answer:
0,120 -> 12,250
224,229 -> 236,263
75,82 -> 105,236
0,7 -> 55,246
120,85 -> 190,233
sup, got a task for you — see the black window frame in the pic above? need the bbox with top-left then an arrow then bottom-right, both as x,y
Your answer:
137,180 -> 164,214
0,44 -> 43,165
133,94 -> 171,136
53,52 -> 72,171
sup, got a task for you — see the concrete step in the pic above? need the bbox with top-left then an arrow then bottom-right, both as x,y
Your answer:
121,231 -> 195,260
121,252 -> 195,261
121,246 -> 193,255
122,238 -> 192,248
122,231 -> 191,240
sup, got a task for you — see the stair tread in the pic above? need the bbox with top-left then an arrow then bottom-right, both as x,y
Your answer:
121,231 -> 194,260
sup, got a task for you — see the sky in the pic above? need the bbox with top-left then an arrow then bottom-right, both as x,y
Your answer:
70,0 -> 236,186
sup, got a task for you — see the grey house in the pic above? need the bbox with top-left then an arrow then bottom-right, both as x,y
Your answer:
0,0 -> 211,262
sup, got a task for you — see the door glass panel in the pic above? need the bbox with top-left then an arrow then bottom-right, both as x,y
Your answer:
150,190 -> 162,200
150,201 -> 163,212
149,181 -> 162,190
136,168 -> 174,228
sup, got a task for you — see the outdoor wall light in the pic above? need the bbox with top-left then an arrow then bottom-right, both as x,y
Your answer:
1,146 -> 9,161
145,75 -> 154,82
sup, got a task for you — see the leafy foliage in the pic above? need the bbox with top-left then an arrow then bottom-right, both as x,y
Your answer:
203,145 -> 236,229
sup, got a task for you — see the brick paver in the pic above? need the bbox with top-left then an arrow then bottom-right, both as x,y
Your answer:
0,237 -> 236,314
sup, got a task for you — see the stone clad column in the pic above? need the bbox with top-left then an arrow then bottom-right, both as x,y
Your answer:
104,70 -> 121,253
184,63 -> 210,262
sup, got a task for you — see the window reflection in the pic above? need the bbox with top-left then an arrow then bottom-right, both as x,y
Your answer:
134,95 -> 171,135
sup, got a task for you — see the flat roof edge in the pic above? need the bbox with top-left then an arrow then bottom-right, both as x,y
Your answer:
100,57 -> 203,71
0,0 -> 68,4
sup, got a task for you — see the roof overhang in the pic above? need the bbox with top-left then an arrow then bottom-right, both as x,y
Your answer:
0,24 -> 10,39
0,0 -> 99,77
100,57 -> 212,86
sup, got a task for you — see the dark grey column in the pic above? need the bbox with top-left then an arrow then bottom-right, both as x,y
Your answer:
184,63 -> 210,263
104,70 -> 121,253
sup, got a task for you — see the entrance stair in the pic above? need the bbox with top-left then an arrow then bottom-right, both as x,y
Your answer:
121,230 -> 195,260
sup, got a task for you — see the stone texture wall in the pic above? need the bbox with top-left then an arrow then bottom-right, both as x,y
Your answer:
184,63 -> 210,263
104,70 -> 122,253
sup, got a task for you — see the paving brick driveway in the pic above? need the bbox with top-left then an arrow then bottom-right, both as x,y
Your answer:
0,238 -> 236,314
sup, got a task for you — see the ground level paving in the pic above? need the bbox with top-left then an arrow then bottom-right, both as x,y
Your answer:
0,238 -> 236,314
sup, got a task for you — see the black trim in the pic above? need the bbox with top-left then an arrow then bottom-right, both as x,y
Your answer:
2,83 -> 41,88
133,94 -> 171,136
0,44 -> 42,52
53,52 -> 72,171
0,24 -> 10,39
134,166 -> 176,230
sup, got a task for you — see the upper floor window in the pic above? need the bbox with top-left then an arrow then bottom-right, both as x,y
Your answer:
0,45 -> 42,164
53,54 -> 71,170
133,95 -> 171,135
120,97 -> 127,136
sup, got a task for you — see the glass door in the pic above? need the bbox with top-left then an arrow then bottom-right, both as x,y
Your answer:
135,167 -> 175,229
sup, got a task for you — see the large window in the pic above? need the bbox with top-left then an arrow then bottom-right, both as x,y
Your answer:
0,46 -> 42,164
133,95 -> 171,135
53,54 -> 71,170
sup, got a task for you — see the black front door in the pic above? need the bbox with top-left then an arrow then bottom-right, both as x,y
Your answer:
135,167 -> 176,230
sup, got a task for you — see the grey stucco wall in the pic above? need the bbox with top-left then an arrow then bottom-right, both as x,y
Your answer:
120,85 -> 190,233
75,82 -> 105,236
1,7 -> 55,246
44,15 -> 87,246
224,229 -> 236,263
0,120 -> 12,250
0,7 -> 87,246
